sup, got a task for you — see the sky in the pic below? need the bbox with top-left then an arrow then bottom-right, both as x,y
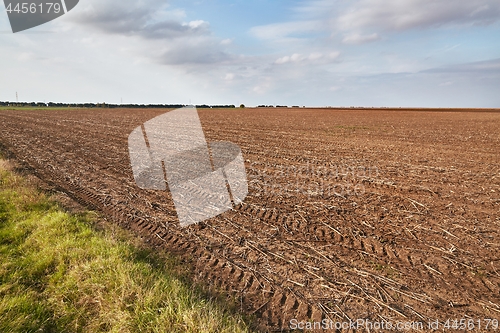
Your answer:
1,0 -> 499,107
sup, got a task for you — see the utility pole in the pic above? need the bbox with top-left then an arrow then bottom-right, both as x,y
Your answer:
16,92 -> 18,102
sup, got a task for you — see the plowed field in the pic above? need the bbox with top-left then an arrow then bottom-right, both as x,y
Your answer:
1,108 -> 499,331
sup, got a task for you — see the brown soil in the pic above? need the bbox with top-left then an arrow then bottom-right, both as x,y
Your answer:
1,107 -> 499,332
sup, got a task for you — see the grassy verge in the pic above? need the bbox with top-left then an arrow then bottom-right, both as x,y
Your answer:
0,158 -> 253,333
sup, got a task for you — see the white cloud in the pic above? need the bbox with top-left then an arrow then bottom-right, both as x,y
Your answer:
308,52 -> 323,60
252,79 -> 272,94
275,53 -> 303,64
274,51 -> 340,65
337,0 -> 500,32
73,3 -> 211,40
187,20 -> 207,29
328,51 -> 341,59
18,52 -> 35,62
249,20 -> 322,40
289,0 -> 500,41
275,55 -> 291,64
67,0 -> 232,66
342,33 -> 380,44
425,58 -> 500,73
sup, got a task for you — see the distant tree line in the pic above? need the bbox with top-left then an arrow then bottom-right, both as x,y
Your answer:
0,101 -> 236,109
257,105 -> 303,108
196,104 -> 236,109
0,101 -> 49,107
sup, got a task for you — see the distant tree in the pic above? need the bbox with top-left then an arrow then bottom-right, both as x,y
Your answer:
240,104 -> 245,108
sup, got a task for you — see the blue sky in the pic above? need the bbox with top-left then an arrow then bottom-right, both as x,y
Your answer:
1,0 -> 499,107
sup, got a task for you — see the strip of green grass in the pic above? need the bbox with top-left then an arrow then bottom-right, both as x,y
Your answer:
0,159 -> 253,333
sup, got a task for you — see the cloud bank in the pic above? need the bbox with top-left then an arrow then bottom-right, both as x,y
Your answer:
70,0 -> 232,65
